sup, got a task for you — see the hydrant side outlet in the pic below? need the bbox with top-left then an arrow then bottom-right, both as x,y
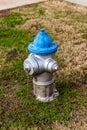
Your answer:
24,29 -> 59,102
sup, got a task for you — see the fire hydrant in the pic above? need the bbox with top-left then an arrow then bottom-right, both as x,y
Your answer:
24,29 -> 59,102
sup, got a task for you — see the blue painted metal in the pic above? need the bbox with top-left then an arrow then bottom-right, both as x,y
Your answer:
28,29 -> 58,55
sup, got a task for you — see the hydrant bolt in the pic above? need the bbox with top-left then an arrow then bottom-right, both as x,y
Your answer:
24,29 -> 59,102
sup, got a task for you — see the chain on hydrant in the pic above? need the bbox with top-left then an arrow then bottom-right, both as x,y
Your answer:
24,29 -> 59,102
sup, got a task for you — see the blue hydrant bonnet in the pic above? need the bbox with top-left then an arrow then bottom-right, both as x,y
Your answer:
28,29 -> 58,55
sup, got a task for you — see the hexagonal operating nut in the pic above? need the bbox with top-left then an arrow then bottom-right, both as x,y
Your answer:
24,59 -> 31,73
52,64 -> 58,71
24,65 -> 31,73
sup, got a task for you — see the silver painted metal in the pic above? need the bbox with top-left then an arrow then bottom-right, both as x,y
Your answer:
24,53 -> 59,102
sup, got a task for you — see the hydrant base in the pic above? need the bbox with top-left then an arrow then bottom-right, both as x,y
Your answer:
33,72 -> 59,102
35,87 -> 59,102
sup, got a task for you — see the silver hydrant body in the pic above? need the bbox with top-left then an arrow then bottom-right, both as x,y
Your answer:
24,29 -> 59,102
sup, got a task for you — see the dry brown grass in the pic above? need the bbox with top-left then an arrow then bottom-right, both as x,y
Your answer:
0,0 -> 87,129
11,0 -> 87,82
10,0 -> 87,129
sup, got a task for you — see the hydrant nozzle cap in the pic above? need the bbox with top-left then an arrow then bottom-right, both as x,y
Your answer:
28,29 -> 58,55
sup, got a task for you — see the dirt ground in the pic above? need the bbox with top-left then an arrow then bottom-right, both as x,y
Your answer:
0,0 -> 87,129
